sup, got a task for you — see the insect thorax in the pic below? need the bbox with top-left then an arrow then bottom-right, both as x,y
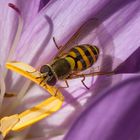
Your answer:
51,58 -> 71,79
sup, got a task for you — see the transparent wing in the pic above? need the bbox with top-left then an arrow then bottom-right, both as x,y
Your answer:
52,17 -> 123,81
52,18 -> 100,59
63,18 -> 123,79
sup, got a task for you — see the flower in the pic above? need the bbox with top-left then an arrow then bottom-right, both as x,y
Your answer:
64,76 -> 140,140
0,0 -> 140,140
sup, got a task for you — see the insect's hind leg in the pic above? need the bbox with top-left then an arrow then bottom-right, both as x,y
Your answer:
81,75 -> 90,90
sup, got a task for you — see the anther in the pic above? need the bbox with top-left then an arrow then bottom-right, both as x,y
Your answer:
8,3 -> 21,15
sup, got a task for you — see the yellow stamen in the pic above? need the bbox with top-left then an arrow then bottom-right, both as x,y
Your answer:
12,96 -> 62,131
0,96 -> 63,137
0,114 -> 19,138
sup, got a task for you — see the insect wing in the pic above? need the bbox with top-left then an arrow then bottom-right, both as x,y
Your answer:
65,19 -> 121,79
53,18 -> 100,59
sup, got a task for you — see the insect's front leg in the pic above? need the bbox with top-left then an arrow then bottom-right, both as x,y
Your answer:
53,37 -> 62,50
53,37 -> 67,59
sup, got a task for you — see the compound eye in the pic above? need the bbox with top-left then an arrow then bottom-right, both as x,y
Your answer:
40,65 -> 50,73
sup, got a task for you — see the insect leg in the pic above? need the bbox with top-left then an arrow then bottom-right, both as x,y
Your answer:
56,80 -> 69,88
67,71 -> 114,80
53,37 -> 64,52
52,37 -> 67,60
55,80 -> 69,96
81,75 -> 90,90
53,37 -> 60,50
39,78 -> 45,85
64,80 -> 69,88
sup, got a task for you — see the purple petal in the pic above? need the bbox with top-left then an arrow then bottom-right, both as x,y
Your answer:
114,47 -> 140,73
13,0 -> 140,73
2,0 -> 140,139
18,0 -> 45,29
97,1 -> 140,70
14,0 -> 121,66
64,75 -> 140,140
6,0 -> 140,134
0,0 -> 19,66
0,0 -> 43,66
39,0 -> 50,11
7,0 -> 112,91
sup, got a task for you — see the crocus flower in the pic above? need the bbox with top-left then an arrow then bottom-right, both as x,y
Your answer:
0,0 -> 140,140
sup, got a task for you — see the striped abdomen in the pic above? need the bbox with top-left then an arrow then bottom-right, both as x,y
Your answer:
65,44 -> 99,71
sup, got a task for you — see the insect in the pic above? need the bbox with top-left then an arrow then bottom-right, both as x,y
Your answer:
40,42 -> 99,89
36,19 -> 114,89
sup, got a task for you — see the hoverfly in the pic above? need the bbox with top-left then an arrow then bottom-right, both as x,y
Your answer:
36,19 -> 114,90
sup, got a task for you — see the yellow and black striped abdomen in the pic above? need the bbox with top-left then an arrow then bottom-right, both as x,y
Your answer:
65,44 -> 99,71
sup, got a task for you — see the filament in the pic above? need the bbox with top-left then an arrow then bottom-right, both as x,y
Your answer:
0,134 -> 3,140
7,80 -> 31,114
0,3 -> 31,139
9,127 -> 31,140
4,3 -> 23,77
0,66 -> 6,112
